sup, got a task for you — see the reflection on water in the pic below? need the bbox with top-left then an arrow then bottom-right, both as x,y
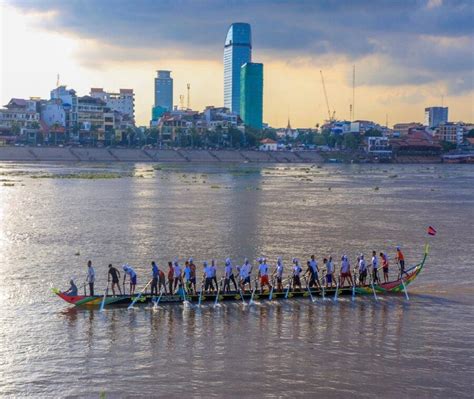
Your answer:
0,163 -> 473,397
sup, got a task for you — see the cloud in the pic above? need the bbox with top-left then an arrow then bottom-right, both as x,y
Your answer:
6,0 -> 474,94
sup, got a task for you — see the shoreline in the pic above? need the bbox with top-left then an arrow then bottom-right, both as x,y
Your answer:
0,146 -> 444,164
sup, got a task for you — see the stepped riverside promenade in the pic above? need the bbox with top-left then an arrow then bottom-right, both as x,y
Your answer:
0,146 -> 324,163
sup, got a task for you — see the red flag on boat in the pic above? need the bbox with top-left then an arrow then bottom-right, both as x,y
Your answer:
427,226 -> 437,236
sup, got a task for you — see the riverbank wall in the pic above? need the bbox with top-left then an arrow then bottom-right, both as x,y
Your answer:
0,146 -> 324,163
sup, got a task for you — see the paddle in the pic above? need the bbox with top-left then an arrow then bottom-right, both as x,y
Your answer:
352,271 -> 356,301
153,290 -> 163,308
370,274 -> 378,301
269,277 -> 275,301
198,280 -> 204,307
99,282 -> 109,312
249,278 -> 258,306
128,278 -> 153,310
284,278 -> 291,299
213,278 -> 224,308
304,276 -> 316,303
333,278 -> 339,302
400,275 -> 409,301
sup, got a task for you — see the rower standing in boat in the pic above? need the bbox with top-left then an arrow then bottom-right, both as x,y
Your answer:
203,261 -> 214,293
108,264 -> 122,295
395,246 -> 406,278
305,255 -> 321,289
292,258 -> 303,291
340,255 -> 354,287
357,255 -> 368,286
223,258 -> 238,292
123,264 -> 137,295
239,259 -> 252,292
371,251 -> 380,284
380,252 -> 389,283
173,261 -> 183,294
210,259 -> 218,292
273,257 -> 284,291
324,257 -> 334,288
167,262 -> 174,294
258,257 -> 272,294
151,261 -> 159,296
189,258 -> 197,293
86,260 -> 95,296
183,261 -> 193,294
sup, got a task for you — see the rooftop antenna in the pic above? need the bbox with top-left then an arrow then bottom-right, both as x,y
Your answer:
386,113 -> 388,128
352,65 -> 355,121
441,95 -> 444,107
179,95 -> 185,110
187,83 -> 191,109
56,73 -> 60,87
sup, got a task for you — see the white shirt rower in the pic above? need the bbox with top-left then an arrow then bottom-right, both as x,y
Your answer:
341,257 -> 350,274
359,257 -> 367,272
225,260 -> 233,278
173,262 -> 182,278
276,258 -> 284,278
372,255 -> 379,270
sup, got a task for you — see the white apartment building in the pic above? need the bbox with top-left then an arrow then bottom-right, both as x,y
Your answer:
90,88 -> 135,124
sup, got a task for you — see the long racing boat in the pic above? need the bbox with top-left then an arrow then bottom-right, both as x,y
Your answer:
53,245 -> 428,308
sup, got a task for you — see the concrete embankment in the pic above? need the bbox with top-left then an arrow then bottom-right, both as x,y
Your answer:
0,146 -> 324,163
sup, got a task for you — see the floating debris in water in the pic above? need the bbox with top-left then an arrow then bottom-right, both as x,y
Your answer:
374,186 -> 380,191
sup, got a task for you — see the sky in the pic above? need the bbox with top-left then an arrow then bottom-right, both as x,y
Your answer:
1,0 -> 473,128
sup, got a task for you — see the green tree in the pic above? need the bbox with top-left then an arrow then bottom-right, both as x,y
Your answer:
467,129 -> 474,138
343,133 -> 361,150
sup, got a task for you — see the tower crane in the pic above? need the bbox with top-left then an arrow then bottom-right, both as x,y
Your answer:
320,70 -> 335,122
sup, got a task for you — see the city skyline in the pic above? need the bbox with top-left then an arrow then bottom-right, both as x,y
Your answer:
1,1 -> 473,127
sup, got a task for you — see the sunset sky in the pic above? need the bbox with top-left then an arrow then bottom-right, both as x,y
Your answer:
1,0 -> 473,128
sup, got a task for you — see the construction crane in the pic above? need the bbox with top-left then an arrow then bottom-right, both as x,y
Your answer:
320,70 -> 335,122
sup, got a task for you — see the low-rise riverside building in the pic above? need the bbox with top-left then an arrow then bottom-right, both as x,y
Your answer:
435,122 -> 464,145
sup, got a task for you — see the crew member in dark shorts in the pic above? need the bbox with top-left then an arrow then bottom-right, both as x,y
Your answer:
396,246 -> 406,278
167,262 -> 174,294
108,264 -> 122,295
292,258 -> 302,291
189,258 -> 197,293
86,260 -> 95,296
371,251 -> 380,284
273,257 -> 284,291
203,261 -> 214,293
357,255 -> 367,286
305,255 -> 321,289
223,258 -> 238,292
380,252 -> 389,283
151,261 -> 159,296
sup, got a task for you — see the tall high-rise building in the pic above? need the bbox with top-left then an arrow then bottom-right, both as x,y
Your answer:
154,70 -> 173,112
224,23 -> 252,115
240,62 -> 263,130
424,106 -> 448,128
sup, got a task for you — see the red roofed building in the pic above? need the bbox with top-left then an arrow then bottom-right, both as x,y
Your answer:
390,129 -> 442,155
259,138 -> 277,151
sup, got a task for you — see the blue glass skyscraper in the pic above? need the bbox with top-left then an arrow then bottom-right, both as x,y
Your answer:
224,23 -> 252,115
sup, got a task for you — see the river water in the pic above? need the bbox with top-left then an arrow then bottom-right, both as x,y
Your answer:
0,162 -> 473,398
